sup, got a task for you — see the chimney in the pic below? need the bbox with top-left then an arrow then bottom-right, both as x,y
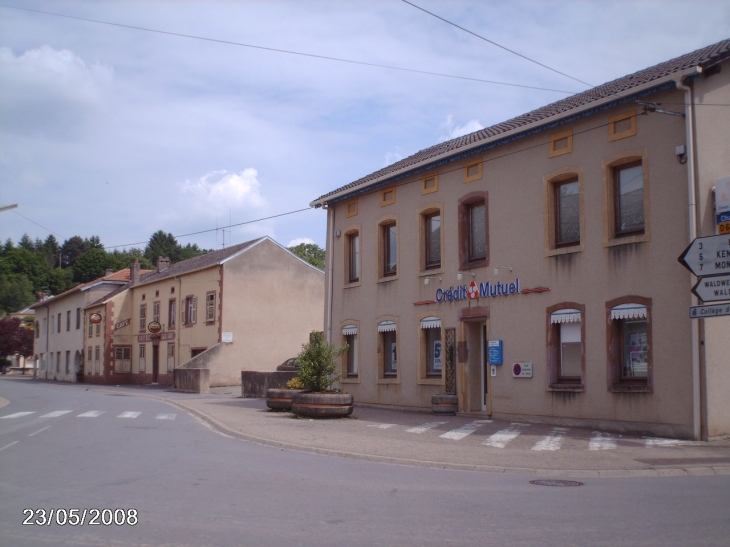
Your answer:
131,259 -> 140,285
105,268 -> 114,277
157,256 -> 170,273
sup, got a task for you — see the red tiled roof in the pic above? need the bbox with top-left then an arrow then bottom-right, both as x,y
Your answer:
312,38 -> 730,205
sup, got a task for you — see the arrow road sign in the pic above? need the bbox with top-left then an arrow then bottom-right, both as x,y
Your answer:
692,274 -> 730,302
690,303 -> 730,319
678,234 -> 730,277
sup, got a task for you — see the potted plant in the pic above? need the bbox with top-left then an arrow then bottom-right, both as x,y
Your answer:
291,332 -> 353,418
266,376 -> 308,412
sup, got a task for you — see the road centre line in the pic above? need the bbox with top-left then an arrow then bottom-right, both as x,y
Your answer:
0,412 -> 35,419
0,441 -> 19,452
29,426 -> 51,437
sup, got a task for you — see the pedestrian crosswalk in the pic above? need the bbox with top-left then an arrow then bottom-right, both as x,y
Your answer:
1,411 -> 177,420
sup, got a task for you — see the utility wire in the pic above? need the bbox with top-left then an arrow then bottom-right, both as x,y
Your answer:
10,210 -> 65,239
0,3 -> 576,94
400,0 -> 594,88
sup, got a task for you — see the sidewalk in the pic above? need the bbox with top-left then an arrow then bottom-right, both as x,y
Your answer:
11,376 -> 730,478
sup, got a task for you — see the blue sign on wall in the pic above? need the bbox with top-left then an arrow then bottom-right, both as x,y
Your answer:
488,340 -> 503,365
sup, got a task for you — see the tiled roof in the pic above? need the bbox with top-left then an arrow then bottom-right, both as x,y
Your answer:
313,38 -> 730,205
134,237 -> 265,287
29,268 -> 143,309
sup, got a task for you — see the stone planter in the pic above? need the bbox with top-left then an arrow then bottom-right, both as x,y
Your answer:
266,388 -> 308,411
432,393 -> 458,415
291,391 -> 354,418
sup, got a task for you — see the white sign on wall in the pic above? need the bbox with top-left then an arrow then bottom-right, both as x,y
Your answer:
512,362 -> 533,378
222,332 -> 233,343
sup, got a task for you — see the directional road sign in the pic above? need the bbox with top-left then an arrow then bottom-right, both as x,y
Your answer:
689,303 -> 730,319
678,234 -> 730,277
692,274 -> 730,302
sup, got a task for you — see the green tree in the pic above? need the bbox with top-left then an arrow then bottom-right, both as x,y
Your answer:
40,235 -> 61,268
144,231 -> 180,263
84,235 -> 104,250
179,243 -> 208,262
0,317 -> 34,359
295,331 -> 347,392
48,267 -> 75,295
72,248 -> 116,283
18,233 -> 35,252
288,242 -> 325,270
61,236 -> 88,268
0,275 -> 36,315
0,248 -> 51,294
111,248 -> 153,271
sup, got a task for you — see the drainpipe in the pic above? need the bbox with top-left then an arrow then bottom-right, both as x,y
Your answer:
326,205 -> 334,344
43,304 -> 50,380
674,69 -> 702,441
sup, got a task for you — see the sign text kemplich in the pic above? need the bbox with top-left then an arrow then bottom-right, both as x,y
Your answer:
678,234 -> 730,277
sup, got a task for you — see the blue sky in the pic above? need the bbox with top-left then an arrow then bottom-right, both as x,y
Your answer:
1,0 -> 728,252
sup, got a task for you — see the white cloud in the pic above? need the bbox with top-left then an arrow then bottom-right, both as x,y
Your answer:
181,168 -> 267,212
439,115 -> 484,142
287,237 -> 315,247
384,148 -> 405,166
0,46 -> 113,136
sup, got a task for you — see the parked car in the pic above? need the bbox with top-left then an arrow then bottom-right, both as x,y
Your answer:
276,358 -> 299,371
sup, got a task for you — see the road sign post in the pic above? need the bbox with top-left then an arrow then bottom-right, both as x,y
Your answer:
678,234 -> 730,277
691,274 -> 730,302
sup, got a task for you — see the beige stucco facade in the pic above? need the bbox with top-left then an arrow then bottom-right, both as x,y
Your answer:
316,45 -> 730,440
83,237 -> 324,387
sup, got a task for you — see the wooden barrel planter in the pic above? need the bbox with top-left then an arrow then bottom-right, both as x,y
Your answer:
266,388 -> 307,412
432,393 -> 458,415
291,392 -> 354,418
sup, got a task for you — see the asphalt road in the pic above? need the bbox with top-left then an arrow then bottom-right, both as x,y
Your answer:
1,379 -> 729,547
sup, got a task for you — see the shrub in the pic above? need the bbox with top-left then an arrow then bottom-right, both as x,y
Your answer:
296,331 -> 348,392
286,377 -> 304,389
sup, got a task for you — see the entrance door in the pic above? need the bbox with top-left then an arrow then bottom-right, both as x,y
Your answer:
462,320 -> 490,414
152,344 -> 159,384
482,324 -> 491,415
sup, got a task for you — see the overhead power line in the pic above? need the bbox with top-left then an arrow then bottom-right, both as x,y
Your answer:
0,3 -> 577,94
400,0 -> 594,88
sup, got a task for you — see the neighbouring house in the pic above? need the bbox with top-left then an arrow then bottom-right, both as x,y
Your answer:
311,39 -> 730,440
83,236 -> 324,387
30,269 -> 142,382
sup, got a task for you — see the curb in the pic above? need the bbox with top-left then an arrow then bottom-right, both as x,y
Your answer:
87,387 -> 730,479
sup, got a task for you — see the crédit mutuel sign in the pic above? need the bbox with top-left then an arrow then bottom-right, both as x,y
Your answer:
435,279 -> 521,303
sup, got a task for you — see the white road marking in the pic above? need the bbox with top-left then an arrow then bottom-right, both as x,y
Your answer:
644,437 -> 699,447
155,413 -> 176,420
531,428 -> 569,451
407,421 -> 447,434
439,420 -> 492,440
77,411 -> 104,418
588,432 -> 617,451
40,411 -> 72,418
0,412 -> 35,419
29,426 -> 51,437
118,412 -> 142,419
0,441 -> 19,452
367,423 -> 396,429
483,423 -> 529,448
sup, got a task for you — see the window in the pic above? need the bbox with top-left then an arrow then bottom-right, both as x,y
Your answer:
549,128 -> 573,157
139,304 -> 147,331
94,346 -> 100,374
345,199 -> 358,218
65,351 -> 70,374
342,324 -> 358,377
152,301 -> 160,323
423,211 -> 441,270
614,161 -> 644,236
459,193 -> 488,270
609,109 -> 637,141
381,187 -> 396,206
378,320 -> 397,379
380,221 -> 397,278
184,296 -> 197,325
95,322 -> 100,337
547,304 -> 585,390
464,161 -> 482,183
422,175 -> 438,195
115,347 -> 131,373
607,297 -> 652,392
206,292 -> 216,323
139,344 -> 147,373
66,310 -> 71,331
554,177 -> 580,247
168,299 -> 177,329
87,346 -> 92,364
88,318 -> 93,338
420,316 -> 442,379
76,308 -> 81,329
56,351 -> 61,373
35,321 -> 40,338
57,313 -> 61,333
347,231 -> 360,284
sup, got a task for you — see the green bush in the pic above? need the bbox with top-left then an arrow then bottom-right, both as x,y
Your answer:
296,331 -> 348,392
286,376 -> 304,389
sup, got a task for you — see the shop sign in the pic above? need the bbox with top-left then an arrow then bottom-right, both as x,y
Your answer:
716,176 -> 730,214
717,213 -> 730,235
436,279 -> 520,303
433,341 -> 442,371
89,313 -> 102,324
137,331 -> 176,342
114,318 -> 131,330
148,321 -> 162,334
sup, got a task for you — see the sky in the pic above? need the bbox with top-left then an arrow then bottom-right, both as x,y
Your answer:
1,0 -> 729,253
